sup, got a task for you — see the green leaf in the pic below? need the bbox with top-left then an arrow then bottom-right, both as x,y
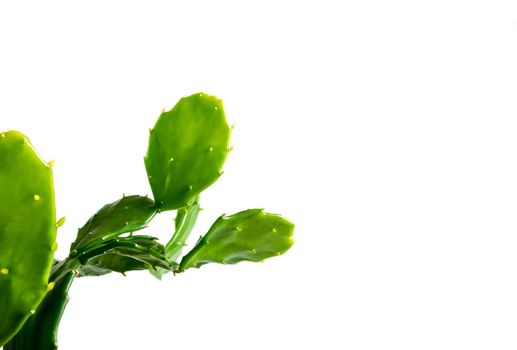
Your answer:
179,209 -> 294,271
0,131 -> 57,346
70,195 -> 157,253
145,93 -> 231,211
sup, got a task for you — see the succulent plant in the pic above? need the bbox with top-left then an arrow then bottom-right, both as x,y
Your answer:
0,93 -> 294,349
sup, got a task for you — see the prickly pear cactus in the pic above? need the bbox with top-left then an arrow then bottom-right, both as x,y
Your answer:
1,93 -> 295,350
145,93 -> 231,211
180,209 -> 294,270
0,131 -> 57,346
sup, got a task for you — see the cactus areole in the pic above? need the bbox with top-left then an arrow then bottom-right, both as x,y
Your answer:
0,93 -> 294,349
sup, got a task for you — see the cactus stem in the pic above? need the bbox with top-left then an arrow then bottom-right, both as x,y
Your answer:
0,268 -> 9,275
33,194 -> 41,201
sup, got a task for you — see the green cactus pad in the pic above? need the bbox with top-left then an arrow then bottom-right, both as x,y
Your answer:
78,254 -> 148,276
0,131 -> 57,346
70,195 -> 157,253
77,235 -> 172,276
179,209 -> 294,271
145,93 -> 231,211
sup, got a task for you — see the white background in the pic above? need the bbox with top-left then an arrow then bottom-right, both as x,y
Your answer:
1,1 -> 517,349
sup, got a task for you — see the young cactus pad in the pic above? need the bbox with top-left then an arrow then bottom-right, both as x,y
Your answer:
70,195 -> 157,253
0,131 -> 57,346
180,209 -> 295,270
145,93 -> 231,211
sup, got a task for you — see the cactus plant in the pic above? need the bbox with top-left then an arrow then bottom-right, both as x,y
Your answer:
0,93 -> 294,349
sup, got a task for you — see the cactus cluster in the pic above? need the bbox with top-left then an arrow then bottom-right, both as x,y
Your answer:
0,93 -> 294,349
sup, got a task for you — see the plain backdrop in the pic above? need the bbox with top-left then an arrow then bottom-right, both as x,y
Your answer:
1,1 -> 517,349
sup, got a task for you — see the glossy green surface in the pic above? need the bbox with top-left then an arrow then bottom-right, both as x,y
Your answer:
0,131 -> 57,346
78,253 -> 147,276
180,209 -> 294,270
145,93 -> 231,211
70,195 -> 157,253
78,235 -> 171,276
